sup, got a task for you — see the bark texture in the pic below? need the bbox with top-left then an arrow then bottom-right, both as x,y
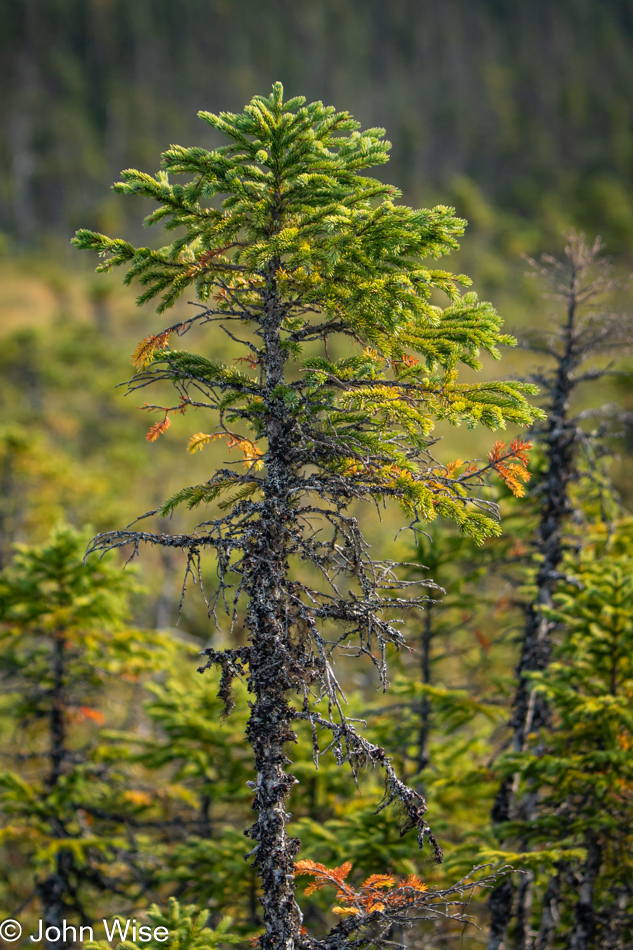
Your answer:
243,266 -> 304,948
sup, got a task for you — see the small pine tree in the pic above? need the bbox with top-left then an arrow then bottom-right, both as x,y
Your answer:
73,84 -> 541,949
496,528 -> 633,950
86,897 -> 240,950
118,670 -> 261,931
0,527 -> 172,948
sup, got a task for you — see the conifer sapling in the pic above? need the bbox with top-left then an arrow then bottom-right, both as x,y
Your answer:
0,527 -> 172,948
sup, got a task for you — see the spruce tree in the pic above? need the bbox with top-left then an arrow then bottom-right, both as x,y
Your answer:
73,84 -> 541,950
117,669 -> 260,930
498,527 -> 633,950
0,527 -> 173,948
486,233 -> 633,950
86,897 -> 240,950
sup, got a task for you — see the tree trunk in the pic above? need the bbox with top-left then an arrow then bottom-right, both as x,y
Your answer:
512,290 -> 577,756
514,869 -> 535,950
489,289 -> 579,950
49,634 -> 67,786
569,834 -> 601,950
244,263 -> 303,950
36,859 -> 70,950
417,603 -> 432,773
488,878 -> 515,950
535,871 -> 561,950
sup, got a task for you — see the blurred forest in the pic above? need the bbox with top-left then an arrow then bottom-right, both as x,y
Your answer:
1,3 -> 633,950
2,0 -> 633,250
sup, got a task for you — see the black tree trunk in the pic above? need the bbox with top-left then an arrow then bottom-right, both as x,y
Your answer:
244,264 -> 304,950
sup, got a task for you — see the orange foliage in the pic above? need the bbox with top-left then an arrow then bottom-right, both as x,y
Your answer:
146,415 -> 172,442
131,330 -> 172,369
618,733 -> 633,751
234,354 -> 259,370
123,790 -> 152,807
68,706 -> 105,726
294,860 -> 428,918
226,434 -> 264,470
509,539 -> 527,557
445,458 -> 463,477
473,628 -> 492,653
488,438 -> 532,497
494,594 -> 513,614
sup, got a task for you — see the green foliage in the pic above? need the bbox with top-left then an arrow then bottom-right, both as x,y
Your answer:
486,526 -> 633,942
74,83 -> 542,545
0,525 -> 160,710
106,670 -> 261,931
516,544 -> 633,843
0,527 -> 175,929
87,897 -> 240,950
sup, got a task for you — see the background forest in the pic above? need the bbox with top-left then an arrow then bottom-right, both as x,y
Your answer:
1,3 -> 633,950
